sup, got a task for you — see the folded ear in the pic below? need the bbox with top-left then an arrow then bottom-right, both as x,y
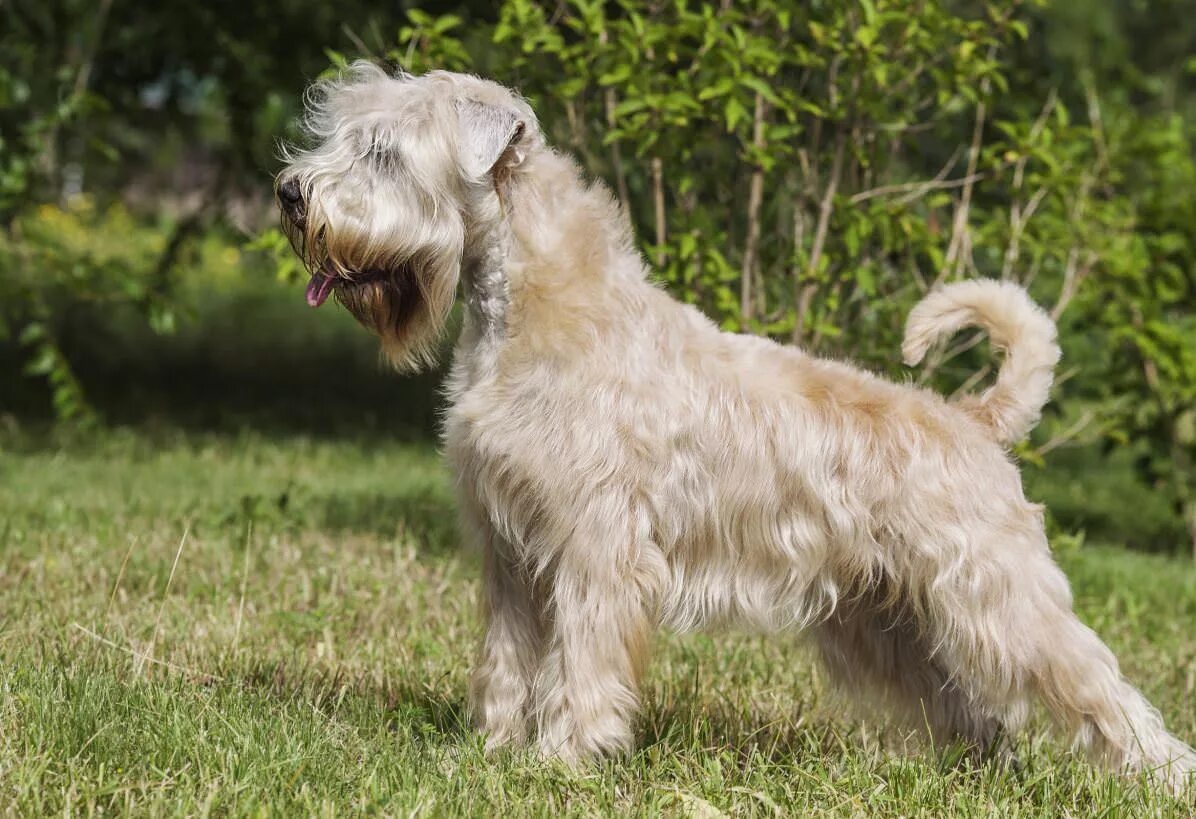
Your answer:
456,98 -> 527,179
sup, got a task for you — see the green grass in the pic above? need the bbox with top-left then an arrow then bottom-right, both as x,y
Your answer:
1,430 -> 1194,816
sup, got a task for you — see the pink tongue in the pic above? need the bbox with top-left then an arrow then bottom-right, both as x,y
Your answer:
305,273 -> 337,307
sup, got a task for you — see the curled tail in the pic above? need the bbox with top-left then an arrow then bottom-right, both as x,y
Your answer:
902,280 -> 1061,445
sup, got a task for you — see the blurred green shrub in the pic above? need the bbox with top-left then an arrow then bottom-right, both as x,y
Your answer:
356,0 -> 1195,554
0,200 -> 175,424
3,0 -> 1194,552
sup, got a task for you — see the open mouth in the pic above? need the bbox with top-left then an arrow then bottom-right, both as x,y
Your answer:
304,266 -> 391,308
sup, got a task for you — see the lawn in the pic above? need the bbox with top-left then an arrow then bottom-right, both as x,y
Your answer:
1,429 -> 1194,816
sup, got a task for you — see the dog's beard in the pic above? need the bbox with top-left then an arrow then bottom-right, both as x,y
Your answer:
325,264 -> 425,340
280,201 -> 461,371
300,251 -> 451,371
284,216 -> 425,337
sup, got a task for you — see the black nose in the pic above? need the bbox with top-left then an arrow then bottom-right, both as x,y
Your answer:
277,178 -> 306,227
277,178 -> 303,208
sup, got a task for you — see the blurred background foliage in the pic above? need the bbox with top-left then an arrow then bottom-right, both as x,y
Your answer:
1,0 -> 1193,555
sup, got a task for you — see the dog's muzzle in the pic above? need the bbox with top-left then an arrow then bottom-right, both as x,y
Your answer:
276,177 -> 333,307
276,177 -> 306,229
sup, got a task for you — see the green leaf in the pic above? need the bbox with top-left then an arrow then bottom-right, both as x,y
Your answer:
598,64 -> 632,86
739,76 -> 782,107
723,97 -> 748,132
24,346 -> 56,376
18,322 -> 46,345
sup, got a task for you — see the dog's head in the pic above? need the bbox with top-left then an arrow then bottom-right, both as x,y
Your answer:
276,63 -> 536,369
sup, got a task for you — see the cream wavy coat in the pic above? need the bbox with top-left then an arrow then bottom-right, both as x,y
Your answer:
277,63 -> 1195,790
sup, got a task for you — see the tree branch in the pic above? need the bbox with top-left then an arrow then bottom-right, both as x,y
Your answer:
741,92 -> 768,324
940,97 -> 985,283
651,156 -> 666,268
598,28 -> 630,212
849,151 -> 981,206
1032,409 -> 1097,458
794,129 -> 845,342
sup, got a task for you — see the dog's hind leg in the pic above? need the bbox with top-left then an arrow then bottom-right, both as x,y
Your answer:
815,582 -> 1007,758
1018,572 -> 1196,790
909,530 -> 1196,791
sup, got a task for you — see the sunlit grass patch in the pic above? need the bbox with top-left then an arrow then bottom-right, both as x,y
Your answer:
1,431 -> 1193,815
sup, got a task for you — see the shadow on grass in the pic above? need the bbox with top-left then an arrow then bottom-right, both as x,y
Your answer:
313,487 -> 459,552
223,655 -> 1006,778
637,691 -> 1008,777
228,658 -> 836,765
231,659 -> 470,741
637,696 -> 832,766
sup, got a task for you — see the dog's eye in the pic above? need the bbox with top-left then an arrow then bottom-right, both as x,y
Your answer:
367,139 -> 388,162
358,128 -> 400,170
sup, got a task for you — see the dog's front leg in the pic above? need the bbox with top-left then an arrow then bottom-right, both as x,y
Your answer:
531,546 -> 656,763
469,537 -> 545,751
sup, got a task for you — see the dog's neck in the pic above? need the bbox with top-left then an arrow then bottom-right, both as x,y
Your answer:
462,230 -> 510,343
453,147 -> 650,389
454,186 -> 515,385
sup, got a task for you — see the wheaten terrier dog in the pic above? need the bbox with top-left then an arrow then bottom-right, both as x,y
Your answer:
276,63 -> 1194,790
